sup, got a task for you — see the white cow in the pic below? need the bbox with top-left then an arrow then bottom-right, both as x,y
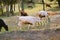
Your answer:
37,11 -> 57,16
17,16 -> 41,30
36,11 -> 48,18
36,11 -> 50,28
36,11 -> 50,22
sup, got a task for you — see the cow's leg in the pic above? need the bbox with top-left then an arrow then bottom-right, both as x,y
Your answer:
28,24 -> 31,30
32,23 -> 36,29
35,22 -> 38,27
3,25 -> 8,31
18,22 -> 22,30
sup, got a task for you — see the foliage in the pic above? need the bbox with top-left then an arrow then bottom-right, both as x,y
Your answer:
48,0 -> 60,7
57,0 -> 60,7
1,0 -> 17,5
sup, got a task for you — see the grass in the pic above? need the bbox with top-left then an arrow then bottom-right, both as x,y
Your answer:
0,17 -> 49,33
0,3 -> 60,33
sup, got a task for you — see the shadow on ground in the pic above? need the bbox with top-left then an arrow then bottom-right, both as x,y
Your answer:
0,29 -> 60,40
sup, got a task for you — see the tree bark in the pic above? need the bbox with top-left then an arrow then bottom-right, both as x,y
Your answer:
18,1 -> 20,12
10,4 -> 14,15
42,0 -> 45,11
21,0 -> 24,11
14,4 -> 15,11
0,4 -> 3,16
6,5 -> 10,17
57,0 -> 60,8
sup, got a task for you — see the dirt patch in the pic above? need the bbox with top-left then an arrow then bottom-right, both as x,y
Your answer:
0,29 -> 60,40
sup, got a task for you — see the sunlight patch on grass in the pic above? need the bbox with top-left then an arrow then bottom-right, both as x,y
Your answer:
24,4 -> 43,15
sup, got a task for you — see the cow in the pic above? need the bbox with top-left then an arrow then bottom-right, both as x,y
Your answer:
36,11 -> 57,17
36,11 -> 48,18
20,10 -> 28,16
46,3 -> 51,8
0,19 -> 8,32
47,11 -> 57,16
17,16 -> 41,30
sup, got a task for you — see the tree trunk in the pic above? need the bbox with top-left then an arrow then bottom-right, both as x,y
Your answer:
0,4 -> 3,16
18,3 -> 20,12
1,5 -> 3,15
10,4 -> 14,15
42,0 -> 45,11
6,5 -> 10,17
57,0 -> 60,8
14,4 -> 15,11
21,0 -> 24,11
17,0 -> 21,16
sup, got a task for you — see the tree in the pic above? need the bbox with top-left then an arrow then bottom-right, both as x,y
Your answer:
21,0 -> 24,11
18,0 -> 21,12
42,0 -> 45,11
49,0 -> 60,8
57,0 -> 60,7
3,0 -> 11,16
3,0 -> 17,16
10,0 -> 14,15
0,0 -> 4,16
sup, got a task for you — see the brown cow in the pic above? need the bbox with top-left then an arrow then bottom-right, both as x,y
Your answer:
20,10 -> 28,16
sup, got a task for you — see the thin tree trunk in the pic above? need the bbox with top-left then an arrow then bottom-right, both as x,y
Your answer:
0,4 -> 3,16
14,4 -> 15,11
57,0 -> 60,8
18,0 -> 21,16
21,0 -> 24,11
1,5 -> 3,15
6,5 -> 10,17
42,0 -> 45,11
10,4 -> 14,15
18,3 -> 20,12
